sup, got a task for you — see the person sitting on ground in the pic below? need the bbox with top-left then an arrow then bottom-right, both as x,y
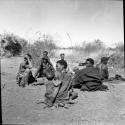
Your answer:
96,57 -> 109,80
16,53 -> 35,87
53,60 -> 78,106
72,58 -> 108,91
34,51 -> 55,79
41,51 -> 54,67
34,58 -> 55,79
37,60 -> 78,108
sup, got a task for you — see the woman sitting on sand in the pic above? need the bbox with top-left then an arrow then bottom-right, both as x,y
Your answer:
37,60 -> 78,108
16,53 -> 35,87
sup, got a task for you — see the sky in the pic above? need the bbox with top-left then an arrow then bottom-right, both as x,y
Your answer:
0,0 -> 123,47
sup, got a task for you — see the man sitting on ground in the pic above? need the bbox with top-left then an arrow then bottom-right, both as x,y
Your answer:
37,59 -> 78,109
96,57 -> 109,81
72,58 -> 108,91
34,51 -> 55,79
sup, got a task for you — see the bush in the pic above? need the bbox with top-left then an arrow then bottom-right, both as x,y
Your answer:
25,34 -> 56,67
115,43 -> 124,52
95,43 -> 124,68
83,39 -> 105,54
108,52 -> 124,68
106,43 -> 124,68
1,33 -> 28,56
0,33 -> 56,66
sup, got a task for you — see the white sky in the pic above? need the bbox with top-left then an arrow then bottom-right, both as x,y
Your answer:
0,0 -> 123,47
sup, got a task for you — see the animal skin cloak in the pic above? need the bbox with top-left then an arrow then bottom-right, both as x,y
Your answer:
44,71 -> 73,106
73,66 -> 108,91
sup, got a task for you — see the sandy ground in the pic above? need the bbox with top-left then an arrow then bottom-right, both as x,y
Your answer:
1,57 -> 125,125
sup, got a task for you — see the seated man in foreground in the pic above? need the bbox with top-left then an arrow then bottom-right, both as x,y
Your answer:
37,60 -> 78,108
72,58 -> 108,91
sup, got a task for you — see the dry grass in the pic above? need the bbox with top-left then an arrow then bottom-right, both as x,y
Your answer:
66,42 -> 124,69
1,33 -> 124,68
1,57 -> 125,125
1,33 -> 57,67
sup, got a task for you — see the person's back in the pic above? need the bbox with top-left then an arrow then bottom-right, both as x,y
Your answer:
96,63 -> 108,79
73,64 -> 101,86
96,57 -> 109,80
73,58 -> 108,91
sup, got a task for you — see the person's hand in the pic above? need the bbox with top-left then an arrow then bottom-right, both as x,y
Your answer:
54,80 -> 61,86
79,63 -> 86,66
26,55 -> 32,68
34,75 -> 37,79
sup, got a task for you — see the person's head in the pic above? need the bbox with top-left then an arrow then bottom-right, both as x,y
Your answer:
56,60 -> 67,72
26,53 -> 32,61
24,56 -> 28,64
60,53 -> 65,60
42,51 -> 48,58
101,57 -> 109,64
85,58 -> 94,67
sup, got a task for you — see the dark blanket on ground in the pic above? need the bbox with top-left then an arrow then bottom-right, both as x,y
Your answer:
72,66 -> 108,91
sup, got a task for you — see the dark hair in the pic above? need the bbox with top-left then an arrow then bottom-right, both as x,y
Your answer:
101,57 -> 109,63
60,53 -> 65,56
26,53 -> 32,60
56,60 -> 67,69
86,58 -> 94,65
24,57 -> 28,60
43,51 -> 48,55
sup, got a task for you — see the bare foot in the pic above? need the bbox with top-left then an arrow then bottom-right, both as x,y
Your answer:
68,99 -> 78,104
50,105 -> 56,110
36,99 -> 45,104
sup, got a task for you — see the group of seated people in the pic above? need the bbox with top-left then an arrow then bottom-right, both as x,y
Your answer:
16,51 -> 109,108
